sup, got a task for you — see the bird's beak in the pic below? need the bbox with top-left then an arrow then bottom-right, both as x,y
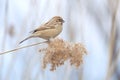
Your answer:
62,19 -> 65,23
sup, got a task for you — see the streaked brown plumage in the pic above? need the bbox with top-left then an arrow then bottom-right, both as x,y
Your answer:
19,16 -> 64,44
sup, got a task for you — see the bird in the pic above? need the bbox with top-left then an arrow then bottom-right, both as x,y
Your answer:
19,16 -> 65,44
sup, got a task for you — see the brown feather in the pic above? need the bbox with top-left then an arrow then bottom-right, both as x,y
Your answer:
31,25 -> 56,33
20,16 -> 64,44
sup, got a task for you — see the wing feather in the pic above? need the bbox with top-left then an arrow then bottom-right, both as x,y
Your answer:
30,25 -> 55,33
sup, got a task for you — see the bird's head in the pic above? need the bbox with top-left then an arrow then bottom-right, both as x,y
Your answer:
50,16 -> 65,25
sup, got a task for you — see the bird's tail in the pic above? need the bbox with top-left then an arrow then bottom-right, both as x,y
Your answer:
19,36 -> 33,44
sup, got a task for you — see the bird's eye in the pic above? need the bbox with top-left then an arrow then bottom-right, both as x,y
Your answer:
56,19 -> 60,22
58,19 -> 64,22
58,19 -> 62,22
56,19 -> 62,22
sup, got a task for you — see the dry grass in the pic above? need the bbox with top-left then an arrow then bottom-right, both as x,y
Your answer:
39,38 -> 87,71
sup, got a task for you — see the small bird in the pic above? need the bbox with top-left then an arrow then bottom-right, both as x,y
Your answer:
19,16 -> 65,44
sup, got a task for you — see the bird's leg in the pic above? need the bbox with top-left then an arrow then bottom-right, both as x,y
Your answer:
46,38 -> 54,43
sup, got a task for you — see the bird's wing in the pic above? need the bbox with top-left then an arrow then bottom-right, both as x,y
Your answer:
30,24 -> 55,33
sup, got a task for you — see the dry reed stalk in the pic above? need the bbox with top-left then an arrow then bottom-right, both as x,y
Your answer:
106,0 -> 119,79
0,41 -> 47,55
110,49 -> 120,78
0,38 -> 87,71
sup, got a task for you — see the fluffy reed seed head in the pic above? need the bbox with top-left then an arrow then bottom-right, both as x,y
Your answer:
39,38 -> 87,71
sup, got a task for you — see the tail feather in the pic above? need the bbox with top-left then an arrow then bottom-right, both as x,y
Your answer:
19,36 -> 33,44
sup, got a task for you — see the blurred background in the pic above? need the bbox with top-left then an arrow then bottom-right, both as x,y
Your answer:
0,0 -> 120,80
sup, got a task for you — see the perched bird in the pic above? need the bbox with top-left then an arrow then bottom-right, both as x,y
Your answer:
19,16 -> 65,44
